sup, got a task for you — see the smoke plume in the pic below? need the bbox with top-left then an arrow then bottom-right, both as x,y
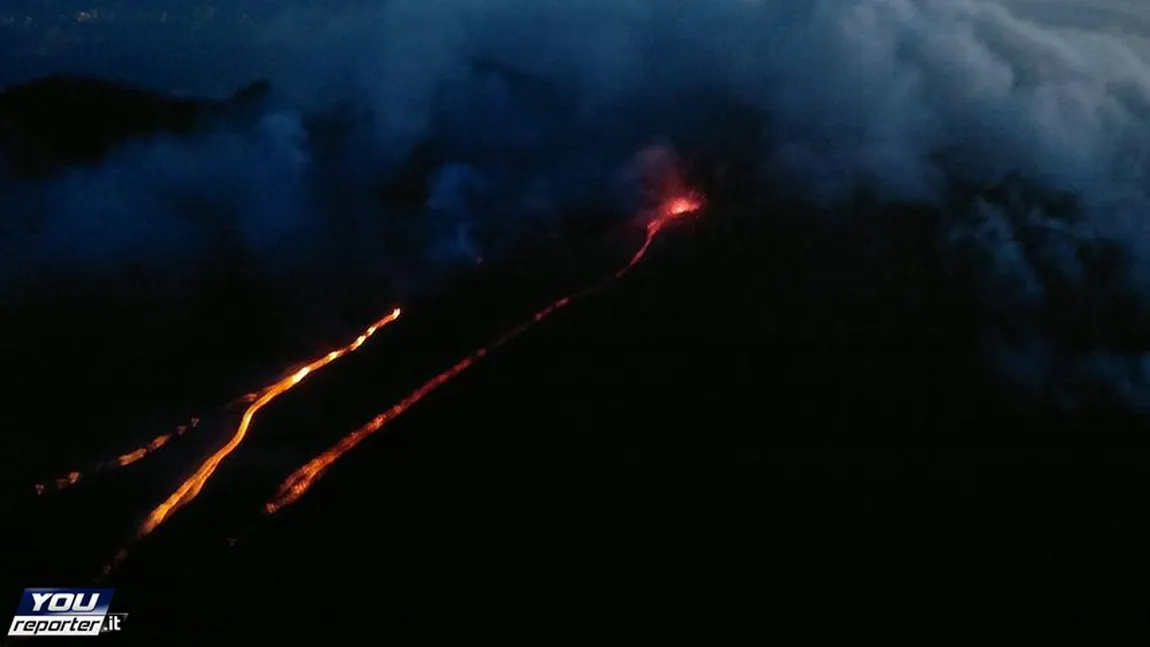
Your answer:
5,0 -> 1150,411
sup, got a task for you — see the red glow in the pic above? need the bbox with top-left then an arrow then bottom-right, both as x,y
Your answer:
667,196 -> 702,216
651,192 -> 704,233
98,145 -> 706,578
264,151 -> 706,515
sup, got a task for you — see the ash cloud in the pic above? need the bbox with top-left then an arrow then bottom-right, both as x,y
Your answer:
5,0 -> 1150,412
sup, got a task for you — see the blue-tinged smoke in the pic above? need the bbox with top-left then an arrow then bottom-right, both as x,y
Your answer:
5,0 -> 1150,411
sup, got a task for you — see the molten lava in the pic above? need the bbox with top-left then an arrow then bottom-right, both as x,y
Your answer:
664,194 -> 705,219
95,146 -> 703,580
264,190 -> 704,514
135,308 -> 401,538
34,417 -> 199,496
265,353 -> 478,514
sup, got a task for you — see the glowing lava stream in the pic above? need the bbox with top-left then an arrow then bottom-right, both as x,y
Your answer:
33,417 -> 202,496
135,307 -> 401,538
264,193 -> 703,514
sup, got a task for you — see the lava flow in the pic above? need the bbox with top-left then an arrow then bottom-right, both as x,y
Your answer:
135,307 -> 401,539
264,190 -> 703,514
33,417 -> 200,496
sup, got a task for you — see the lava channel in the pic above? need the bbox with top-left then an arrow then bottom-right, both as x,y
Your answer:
33,417 -> 201,497
134,307 -> 402,539
265,191 -> 703,514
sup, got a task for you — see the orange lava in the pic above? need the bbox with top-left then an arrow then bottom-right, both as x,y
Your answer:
264,193 -> 704,514
33,416 -> 202,496
55,471 -> 80,490
655,191 -> 705,231
136,307 -> 401,538
118,433 -> 172,466
265,353 -> 478,513
664,195 -> 704,218
606,192 -> 704,281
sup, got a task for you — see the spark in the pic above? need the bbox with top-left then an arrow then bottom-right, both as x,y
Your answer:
134,308 -> 401,539
265,192 -> 704,514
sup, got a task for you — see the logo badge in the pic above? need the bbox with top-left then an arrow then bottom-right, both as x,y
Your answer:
8,588 -> 127,637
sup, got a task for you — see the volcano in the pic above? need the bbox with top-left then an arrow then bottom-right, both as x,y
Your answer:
4,110 -> 1148,642
6,1 -> 1150,634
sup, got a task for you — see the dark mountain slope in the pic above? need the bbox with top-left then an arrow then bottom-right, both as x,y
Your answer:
3,192 -> 1140,643
0,75 -> 270,181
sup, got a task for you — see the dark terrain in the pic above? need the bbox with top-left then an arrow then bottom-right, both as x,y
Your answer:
2,78 -> 1149,643
4,192 -> 1150,642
